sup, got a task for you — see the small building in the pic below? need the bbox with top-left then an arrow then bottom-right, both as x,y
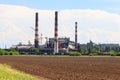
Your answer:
10,42 -> 34,54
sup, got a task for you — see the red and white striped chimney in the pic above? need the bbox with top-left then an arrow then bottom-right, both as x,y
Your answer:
54,11 -> 59,54
34,12 -> 39,48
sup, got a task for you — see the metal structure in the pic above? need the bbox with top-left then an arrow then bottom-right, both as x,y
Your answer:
34,12 -> 39,48
54,11 -> 59,54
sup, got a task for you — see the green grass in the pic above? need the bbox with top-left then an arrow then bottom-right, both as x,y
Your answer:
0,64 -> 39,80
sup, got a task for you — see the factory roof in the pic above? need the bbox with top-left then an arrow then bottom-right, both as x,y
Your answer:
11,45 -> 33,49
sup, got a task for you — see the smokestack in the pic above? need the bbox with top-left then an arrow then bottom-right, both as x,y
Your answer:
34,12 -> 39,48
54,11 -> 59,54
75,22 -> 78,49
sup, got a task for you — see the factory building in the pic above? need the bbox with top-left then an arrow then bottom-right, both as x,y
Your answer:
10,11 -> 79,54
10,42 -> 34,54
11,37 -> 77,54
39,37 -> 77,54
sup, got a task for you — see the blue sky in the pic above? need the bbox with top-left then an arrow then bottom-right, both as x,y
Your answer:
0,0 -> 120,13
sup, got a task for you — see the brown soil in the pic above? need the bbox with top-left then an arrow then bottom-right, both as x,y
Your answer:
0,56 -> 120,80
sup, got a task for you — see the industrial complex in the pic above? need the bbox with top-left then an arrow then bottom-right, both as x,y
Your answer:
10,11 -> 120,55
11,11 -> 79,54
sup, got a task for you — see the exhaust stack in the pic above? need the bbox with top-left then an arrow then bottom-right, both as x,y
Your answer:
75,22 -> 78,49
34,12 -> 39,48
54,11 -> 59,54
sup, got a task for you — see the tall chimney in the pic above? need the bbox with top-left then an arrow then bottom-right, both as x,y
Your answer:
75,22 -> 78,49
34,12 -> 39,48
54,11 -> 59,54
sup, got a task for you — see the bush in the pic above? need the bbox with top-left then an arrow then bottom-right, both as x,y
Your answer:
9,51 -> 19,55
0,49 -> 19,55
68,52 -> 82,56
110,50 -> 116,56
116,53 -> 120,56
96,52 -> 103,55
4,51 -> 9,55
109,50 -> 120,56
110,53 -> 116,56
89,53 -> 94,56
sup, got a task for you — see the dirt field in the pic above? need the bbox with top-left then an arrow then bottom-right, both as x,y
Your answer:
0,56 -> 120,80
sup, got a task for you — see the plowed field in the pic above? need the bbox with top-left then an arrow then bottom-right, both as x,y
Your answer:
0,56 -> 120,80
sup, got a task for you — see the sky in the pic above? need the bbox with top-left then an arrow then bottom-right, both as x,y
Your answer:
1,0 -> 120,48
0,0 -> 120,13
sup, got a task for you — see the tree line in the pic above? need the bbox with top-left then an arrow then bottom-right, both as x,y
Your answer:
78,41 -> 120,56
0,48 -> 19,55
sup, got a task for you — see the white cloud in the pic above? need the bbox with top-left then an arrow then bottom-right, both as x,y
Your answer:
0,4 -> 120,48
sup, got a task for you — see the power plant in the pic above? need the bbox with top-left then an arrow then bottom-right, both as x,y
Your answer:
10,11 -> 120,55
11,11 -> 79,54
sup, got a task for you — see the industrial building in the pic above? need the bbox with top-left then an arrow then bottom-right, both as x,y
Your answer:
10,11 -> 79,54
39,37 -> 78,54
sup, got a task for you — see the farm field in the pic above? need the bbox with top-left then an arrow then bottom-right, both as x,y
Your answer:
0,56 -> 120,80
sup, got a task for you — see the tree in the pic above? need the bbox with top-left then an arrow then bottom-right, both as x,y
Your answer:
0,49 -> 5,55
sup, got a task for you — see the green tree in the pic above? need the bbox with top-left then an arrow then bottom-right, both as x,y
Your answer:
0,49 -> 7,55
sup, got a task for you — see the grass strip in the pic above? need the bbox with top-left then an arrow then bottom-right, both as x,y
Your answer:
0,64 -> 40,80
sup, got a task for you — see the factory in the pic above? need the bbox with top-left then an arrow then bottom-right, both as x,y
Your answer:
11,11 -> 79,54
